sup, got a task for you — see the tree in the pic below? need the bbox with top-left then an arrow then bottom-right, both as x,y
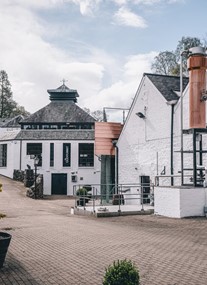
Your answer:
0,70 -> 13,118
0,70 -> 30,118
11,105 -> 30,117
151,51 -> 179,75
175,36 -> 204,60
151,36 -> 205,76
83,107 -> 104,121
175,36 -> 205,73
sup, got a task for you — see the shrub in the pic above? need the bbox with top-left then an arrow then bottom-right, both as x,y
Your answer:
76,188 -> 90,206
76,188 -> 88,196
103,259 -> 139,285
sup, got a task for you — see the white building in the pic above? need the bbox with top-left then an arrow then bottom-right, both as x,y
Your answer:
117,73 -> 189,187
117,47 -> 207,217
0,83 -> 101,195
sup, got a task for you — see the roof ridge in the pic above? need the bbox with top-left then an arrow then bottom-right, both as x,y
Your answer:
144,72 -> 189,79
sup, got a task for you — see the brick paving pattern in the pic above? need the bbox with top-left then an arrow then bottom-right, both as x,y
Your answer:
0,175 -> 207,284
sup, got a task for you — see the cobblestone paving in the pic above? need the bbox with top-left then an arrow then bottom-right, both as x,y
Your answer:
0,176 -> 207,284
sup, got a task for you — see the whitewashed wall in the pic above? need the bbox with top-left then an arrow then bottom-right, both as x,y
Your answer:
118,76 -> 174,185
118,76 -> 207,187
20,140 -> 100,195
0,140 -> 20,178
154,186 -> 207,218
0,138 -> 100,196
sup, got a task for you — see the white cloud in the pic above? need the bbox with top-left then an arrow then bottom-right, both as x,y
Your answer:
112,0 -> 184,5
2,0 -> 62,9
67,0 -> 101,16
0,0 -> 156,118
113,7 -> 147,28
87,51 -> 157,113
0,2 -> 106,112
112,0 -> 128,5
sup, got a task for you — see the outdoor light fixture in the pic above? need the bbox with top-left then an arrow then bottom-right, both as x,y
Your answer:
136,112 -> 145,119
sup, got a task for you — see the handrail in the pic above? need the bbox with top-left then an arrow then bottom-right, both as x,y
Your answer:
73,183 -> 154,213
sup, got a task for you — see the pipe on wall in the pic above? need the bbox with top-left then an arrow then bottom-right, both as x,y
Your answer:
167,100 -> 178,186
188,47 -> 207,129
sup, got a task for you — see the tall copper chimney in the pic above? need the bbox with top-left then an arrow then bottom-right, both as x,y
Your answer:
188,47 -> 207,129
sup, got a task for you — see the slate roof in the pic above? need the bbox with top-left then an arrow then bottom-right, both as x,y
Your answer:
14,130 -> 94,140
1,115 -> 24,128
0,129 -> 21,141
145,73 -> 189,101
20,101 -> 95,124
0,118 -> 11,127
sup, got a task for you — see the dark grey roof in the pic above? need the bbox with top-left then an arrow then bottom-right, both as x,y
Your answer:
145,73 -> 189,101
47,83 -> 79,102
0,118 -> 11,127
20,101 -> 95,124
1,115 -> 24,128
14,130 -> 94,140
0,130 -> 20,141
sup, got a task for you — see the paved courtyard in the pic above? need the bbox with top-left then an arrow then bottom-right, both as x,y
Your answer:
0,175 -> 207,285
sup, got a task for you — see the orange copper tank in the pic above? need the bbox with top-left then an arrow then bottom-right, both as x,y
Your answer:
187,47 -> 207,129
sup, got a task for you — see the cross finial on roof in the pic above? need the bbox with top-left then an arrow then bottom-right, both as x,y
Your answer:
61,79 -> 68,85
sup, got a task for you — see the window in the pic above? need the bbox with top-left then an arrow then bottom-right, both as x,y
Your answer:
50,143 -> 54,167
27,143 -> 42,166
27,143 -> 42,155
63,143 -> 71,167
79,143 -> 94,167
0,144 -> 7,167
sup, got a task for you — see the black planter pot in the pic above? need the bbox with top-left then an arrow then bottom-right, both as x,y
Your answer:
0,232 -> 12,268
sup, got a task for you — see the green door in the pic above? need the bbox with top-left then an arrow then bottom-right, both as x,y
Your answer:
51,174 -> 67,195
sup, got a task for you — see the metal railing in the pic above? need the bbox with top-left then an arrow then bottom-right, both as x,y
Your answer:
73,183 -> 154,213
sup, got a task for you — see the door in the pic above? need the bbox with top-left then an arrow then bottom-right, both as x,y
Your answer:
140,175 -> 150,204
51,174 -> 67,195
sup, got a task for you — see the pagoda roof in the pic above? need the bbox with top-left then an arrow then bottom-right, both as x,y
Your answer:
47,83 -> 79,102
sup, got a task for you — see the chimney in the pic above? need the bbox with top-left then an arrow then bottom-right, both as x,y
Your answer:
188,47 -> 207,129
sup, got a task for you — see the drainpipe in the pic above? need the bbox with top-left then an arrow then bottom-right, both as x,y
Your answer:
19,139 -> 22,170
112,140 -> 119,194
167,100 -> 178,186
180,49 -> 191,185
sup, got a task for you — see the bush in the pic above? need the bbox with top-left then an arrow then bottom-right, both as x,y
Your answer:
103,259 -> 139,285
76,188 -> 88,196
76,188 -> 90,206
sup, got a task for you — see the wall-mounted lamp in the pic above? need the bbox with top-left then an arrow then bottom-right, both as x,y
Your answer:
166,99 -> 178,106
136,112 -> 145,119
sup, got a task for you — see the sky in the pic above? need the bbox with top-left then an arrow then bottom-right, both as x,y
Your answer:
1,0 -> 207,117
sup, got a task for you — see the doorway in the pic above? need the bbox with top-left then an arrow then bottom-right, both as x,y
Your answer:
51,173 -> 67,195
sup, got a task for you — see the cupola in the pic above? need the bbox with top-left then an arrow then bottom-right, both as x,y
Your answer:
47,82 -> 79,103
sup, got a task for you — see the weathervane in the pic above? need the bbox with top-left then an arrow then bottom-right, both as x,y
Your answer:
61,79 -> 68,85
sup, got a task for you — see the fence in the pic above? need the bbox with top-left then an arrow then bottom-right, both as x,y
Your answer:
73,183 -> 154,213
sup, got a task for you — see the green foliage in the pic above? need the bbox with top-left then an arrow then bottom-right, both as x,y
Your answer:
103,259 -> 140,285
0,70 -> 30,118
151,51 -> 178,76
151,36 -> 206,76
0,213 -> 6,219
76,187 -> 88,196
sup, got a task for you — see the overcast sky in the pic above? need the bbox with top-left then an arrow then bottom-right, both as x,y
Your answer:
1,0 -> 207,115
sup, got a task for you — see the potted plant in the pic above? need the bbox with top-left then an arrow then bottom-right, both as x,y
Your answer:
76,187 -> 88,206
0,232 -> 12,268
103,259 -> 140,285
0,183 -> 12,268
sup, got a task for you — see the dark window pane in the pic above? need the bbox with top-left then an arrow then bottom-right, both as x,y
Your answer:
27,143 -> 42,166
27,143 -> 42,155
63,143 -> 71,167
50,143 -> 54,167
0,144 -> 7,167
79,143 -> 94,167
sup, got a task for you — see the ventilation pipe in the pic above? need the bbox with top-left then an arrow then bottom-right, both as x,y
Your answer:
188,47 -> 207,129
